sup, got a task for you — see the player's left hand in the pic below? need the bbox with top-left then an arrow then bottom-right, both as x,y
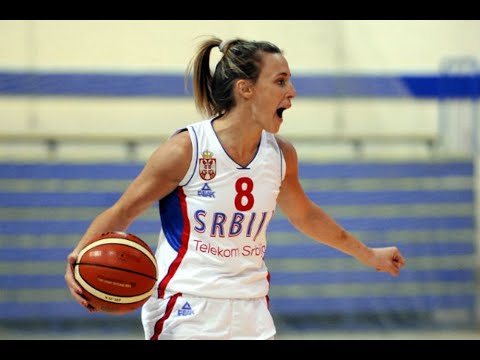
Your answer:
369,247 -> 406,277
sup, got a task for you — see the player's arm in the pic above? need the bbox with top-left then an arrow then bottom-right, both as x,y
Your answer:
65,130 -> 192,308
275,135 -> 405,276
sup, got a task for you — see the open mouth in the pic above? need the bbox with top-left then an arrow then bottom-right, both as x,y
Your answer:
276,108 -> 285,118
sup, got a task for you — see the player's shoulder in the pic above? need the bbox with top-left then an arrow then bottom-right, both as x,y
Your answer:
274,134 -> 296,154
170,118 -> 207,136
169,118 -> 211,144
274,134 -> 299,169
167,118 -> 214,152
185,118 -> 212,130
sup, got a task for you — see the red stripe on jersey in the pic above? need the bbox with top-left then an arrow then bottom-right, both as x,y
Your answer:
157,187 -> 190,299
150,292 -> 182,340
266,271 -> 271,309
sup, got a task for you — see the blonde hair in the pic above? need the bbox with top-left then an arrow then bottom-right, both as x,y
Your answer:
185,36 -> 282,118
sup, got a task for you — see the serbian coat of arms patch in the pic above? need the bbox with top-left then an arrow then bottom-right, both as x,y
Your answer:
199,150 -> 216,180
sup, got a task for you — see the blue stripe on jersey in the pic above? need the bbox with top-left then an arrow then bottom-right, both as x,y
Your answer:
159,187 -> 185,252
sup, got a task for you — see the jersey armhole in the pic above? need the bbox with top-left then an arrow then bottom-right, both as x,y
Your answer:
273,135 -> 287,181
177,126 -> 198,187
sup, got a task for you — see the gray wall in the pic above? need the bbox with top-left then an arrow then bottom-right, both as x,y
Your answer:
0,20 -> 479,161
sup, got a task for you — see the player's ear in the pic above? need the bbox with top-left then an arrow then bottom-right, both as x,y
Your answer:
236,79 -> 253,99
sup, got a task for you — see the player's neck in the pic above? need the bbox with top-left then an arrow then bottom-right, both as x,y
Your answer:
212,115 -> 262,166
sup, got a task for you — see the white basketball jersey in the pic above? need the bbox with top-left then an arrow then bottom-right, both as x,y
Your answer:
153,118 -> 285,299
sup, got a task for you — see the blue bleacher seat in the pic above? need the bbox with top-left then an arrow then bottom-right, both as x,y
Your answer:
0,160 -> 476,331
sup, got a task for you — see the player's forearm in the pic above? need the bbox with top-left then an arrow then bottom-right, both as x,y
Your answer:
291,204 -> 373,263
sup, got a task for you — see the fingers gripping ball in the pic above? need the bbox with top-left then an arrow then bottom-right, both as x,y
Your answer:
74,231 -> 158,315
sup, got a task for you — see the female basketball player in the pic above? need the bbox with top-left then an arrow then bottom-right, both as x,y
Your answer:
65,37 -> 406,340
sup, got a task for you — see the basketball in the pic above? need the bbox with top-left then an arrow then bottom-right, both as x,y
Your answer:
73,231 -> 158,315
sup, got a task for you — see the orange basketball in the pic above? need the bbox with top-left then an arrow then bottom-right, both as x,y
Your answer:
74,231 -> 158,315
